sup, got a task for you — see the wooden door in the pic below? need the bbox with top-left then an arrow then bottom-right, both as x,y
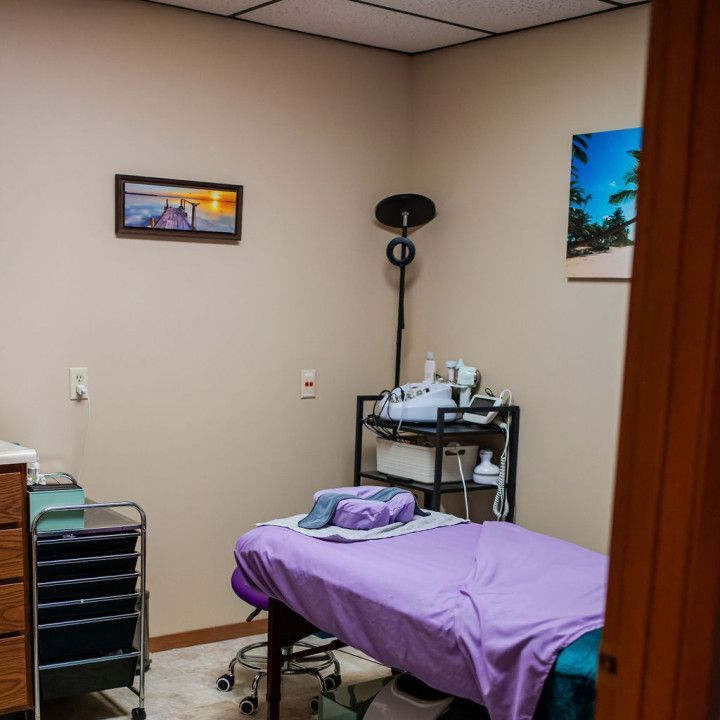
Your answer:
595,0 -> 720,718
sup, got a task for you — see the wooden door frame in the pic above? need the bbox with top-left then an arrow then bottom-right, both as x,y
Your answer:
596,0 -> 720,718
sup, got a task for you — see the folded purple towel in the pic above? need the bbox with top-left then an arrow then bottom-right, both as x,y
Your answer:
312,486 -> 417,529
328,498 -> 391,530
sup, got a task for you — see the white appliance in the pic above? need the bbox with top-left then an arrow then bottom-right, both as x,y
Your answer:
378,382 -> 458,423
376,438 -> 478,484
453,359 -> 480,406
463,388 -> 512,425
364,675 -> 453,720
473,449 -> 500,485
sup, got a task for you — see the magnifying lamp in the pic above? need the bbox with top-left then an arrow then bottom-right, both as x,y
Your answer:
375,193 -> 436,389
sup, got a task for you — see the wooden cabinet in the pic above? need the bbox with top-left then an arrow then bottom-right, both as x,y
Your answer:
0,530 -> 23,581
0,636 -> 28,712
0,465 -> 31,716
0,475 -> 22,525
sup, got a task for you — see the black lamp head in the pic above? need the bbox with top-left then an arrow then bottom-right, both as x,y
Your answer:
375,194 -> 436,229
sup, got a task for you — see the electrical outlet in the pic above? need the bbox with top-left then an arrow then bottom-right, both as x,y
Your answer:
69,367 -> 89,400
301,369 -> 316,399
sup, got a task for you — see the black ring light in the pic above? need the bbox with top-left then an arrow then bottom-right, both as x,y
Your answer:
386,237 -> 416,267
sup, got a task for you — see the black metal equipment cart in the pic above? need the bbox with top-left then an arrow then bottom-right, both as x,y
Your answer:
353,395 -> 520,518
30,502 -> 148,720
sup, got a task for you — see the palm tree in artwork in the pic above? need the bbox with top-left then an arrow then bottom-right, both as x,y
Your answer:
609,149 -> 641,207
571,133 -> 592,179
569,180 -> 592,209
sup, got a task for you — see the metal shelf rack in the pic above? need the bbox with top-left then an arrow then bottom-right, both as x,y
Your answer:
30,502 -> 148,720
353,395 -> 520,518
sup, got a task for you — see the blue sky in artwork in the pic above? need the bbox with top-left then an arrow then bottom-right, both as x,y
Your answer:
572,127 -> 642,230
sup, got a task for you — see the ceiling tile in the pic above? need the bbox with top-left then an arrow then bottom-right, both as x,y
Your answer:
241,0 -> 490,52
158,0 -> 264,15
369,0 -> 611,34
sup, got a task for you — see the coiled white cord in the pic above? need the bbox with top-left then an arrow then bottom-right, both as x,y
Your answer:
492,421 -> 511,520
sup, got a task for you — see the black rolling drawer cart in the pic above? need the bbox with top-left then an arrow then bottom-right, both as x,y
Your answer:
353,395 -> 520,518
30,502 -> 148,720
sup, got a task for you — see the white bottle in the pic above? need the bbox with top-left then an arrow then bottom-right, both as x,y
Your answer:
27,460 -> 40,486
424,352 -> 436,382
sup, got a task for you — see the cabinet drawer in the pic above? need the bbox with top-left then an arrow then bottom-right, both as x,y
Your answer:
0,529 -> 23,581
0,473 -> 22,525
0,583 -> 26,635
0,635 -> 29,712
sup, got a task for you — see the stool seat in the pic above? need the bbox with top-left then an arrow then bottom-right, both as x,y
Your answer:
231,567 -> 270,612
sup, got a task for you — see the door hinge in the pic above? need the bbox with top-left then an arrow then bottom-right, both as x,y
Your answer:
599,651 -> 618,676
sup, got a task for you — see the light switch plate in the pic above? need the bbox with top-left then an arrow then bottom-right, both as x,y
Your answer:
301,369 -> 316,398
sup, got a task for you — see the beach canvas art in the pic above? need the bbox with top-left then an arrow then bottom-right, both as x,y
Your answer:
566,127 -> 642,279
116,175 -> 242,242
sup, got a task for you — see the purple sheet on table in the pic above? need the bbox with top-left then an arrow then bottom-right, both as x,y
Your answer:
235,521 -> 607,720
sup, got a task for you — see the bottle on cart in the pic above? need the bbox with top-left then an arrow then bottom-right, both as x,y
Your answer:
424,352 -> 436,382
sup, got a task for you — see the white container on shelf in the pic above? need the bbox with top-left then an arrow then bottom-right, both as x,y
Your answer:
375,438 -> 478,484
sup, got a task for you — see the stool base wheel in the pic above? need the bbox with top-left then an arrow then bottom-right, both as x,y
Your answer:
239,696 -> 259,716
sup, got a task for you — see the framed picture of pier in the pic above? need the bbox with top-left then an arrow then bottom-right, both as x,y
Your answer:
115,175 -> 242,242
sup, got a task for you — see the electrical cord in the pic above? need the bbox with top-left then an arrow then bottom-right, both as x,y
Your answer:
492,420 -> 511,521
76,394 -> 91,485
364,388 -> 419,444
453,442 -> 470,521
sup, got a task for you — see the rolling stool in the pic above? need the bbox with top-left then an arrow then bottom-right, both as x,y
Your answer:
216,568 -> 342,716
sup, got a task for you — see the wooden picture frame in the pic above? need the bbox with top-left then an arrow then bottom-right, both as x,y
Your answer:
115,174 -> 243,243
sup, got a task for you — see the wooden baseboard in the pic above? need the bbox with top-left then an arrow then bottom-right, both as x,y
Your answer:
150,618 -> 268,653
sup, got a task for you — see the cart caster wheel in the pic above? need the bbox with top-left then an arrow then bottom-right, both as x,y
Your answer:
324,673 -> 342,690
216,673 -> 235,692
310,696 -> 319,714
131,708 -> 146,720
239,696 -> 258,716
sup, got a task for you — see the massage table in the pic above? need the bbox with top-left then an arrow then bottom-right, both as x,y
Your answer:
235,520 -> 606,720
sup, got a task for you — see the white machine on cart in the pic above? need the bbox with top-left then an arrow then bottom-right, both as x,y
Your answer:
378,382 -> 459,423
364,674 -> 453,720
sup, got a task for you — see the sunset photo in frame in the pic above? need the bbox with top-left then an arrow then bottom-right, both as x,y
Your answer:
115,175 -> 243,242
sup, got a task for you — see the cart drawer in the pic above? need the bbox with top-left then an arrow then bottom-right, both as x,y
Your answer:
0,473 -> 22,525
38,614 -> 139,662
37,532 -> 139,561
0,635 -> 29,713
39,594 -> 138,624
40,653 -> 138,700
38,574 -> 139,603
0,529 -> 23,581
37,553 -> 139,583
0,583 -> 26,635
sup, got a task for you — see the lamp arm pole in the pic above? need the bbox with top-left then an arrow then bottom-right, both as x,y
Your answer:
394,211 -> 410,388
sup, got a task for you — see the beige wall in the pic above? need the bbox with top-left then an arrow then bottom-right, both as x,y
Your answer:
0,0 -> 410,635
405,6 -> 650,552
0,0 -> 648,635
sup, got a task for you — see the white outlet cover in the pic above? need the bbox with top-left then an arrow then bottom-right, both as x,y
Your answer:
69,367 -> 88,400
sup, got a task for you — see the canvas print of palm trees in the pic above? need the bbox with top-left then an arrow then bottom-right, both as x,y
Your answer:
566,127 -> 642,279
